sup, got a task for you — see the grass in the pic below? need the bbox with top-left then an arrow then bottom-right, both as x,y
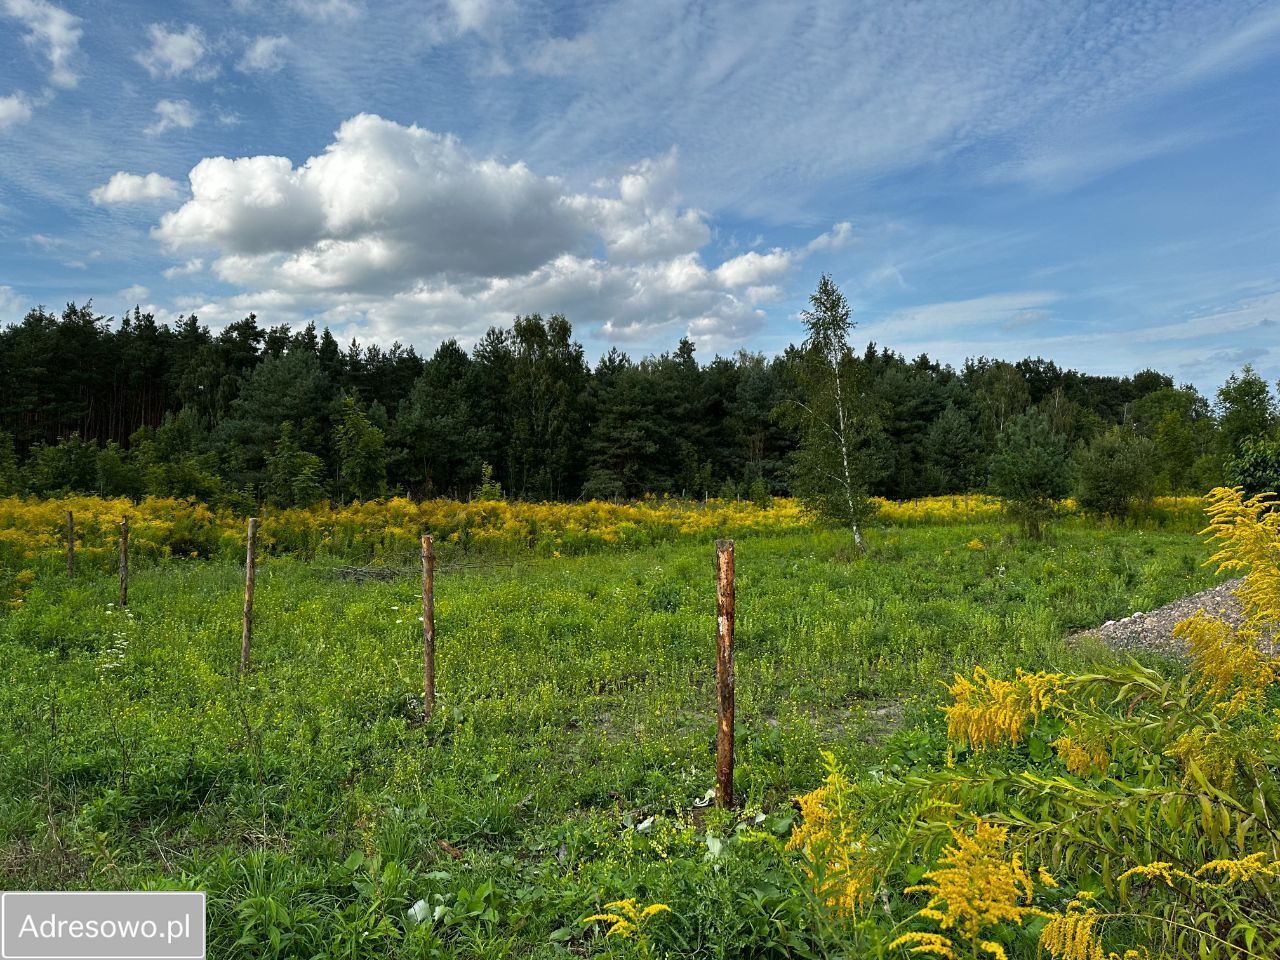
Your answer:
0,521 -> 1220,958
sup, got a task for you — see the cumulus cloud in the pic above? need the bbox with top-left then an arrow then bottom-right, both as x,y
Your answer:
159,114 -> 595,278
0,93 -> 33,130
151,114 -> 842,349
90,171 -> 182,204
146,99 -> 197,135
3,0 -> 81,88
714,249 -> 794,289
238,35 -> 289,73
136,24 -> 214,80
807,221 -> 853,252
162,257 -> 204,279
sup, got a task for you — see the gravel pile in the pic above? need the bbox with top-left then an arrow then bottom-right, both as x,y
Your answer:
1074,578 -> 1275,659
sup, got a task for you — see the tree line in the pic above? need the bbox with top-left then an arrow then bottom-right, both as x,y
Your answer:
1,280 -> 1277,515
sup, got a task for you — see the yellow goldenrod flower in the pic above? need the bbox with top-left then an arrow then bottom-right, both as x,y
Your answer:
788,763 -> 876,917
901,820 -> 1046,949
888,931 -> 957,958
1194,853 -> 1280,886
1052,731 -> 1110,777
943,668 -> 1065,750
581,898 -> 670,941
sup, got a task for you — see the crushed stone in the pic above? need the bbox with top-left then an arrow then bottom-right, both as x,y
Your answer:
1073,578 -> 1277,658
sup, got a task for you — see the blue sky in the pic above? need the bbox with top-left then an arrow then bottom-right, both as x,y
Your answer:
1,0 -> 1278,391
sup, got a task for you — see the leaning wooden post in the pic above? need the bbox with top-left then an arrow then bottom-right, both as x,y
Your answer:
421,534 -> 436,719
117,518 -> 129,608
66,511 -> 74,577
715,539 -> 735,808
240,518 -> 258,676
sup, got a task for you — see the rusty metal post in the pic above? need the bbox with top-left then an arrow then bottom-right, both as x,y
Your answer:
66,511 -> 74,577
715,539 -> 735,808
117,518 -> 129,608
240,518 -> 258,675
421,535 -> 436,718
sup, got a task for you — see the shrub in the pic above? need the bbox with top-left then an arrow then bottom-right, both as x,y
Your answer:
1074,426 -> 1157,520
1223,435 -> 1280,499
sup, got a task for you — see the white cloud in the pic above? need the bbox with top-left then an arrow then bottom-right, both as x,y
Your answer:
150,114 -> 842,349
0,93 -> 33,130
90,171 -> 182,204
448,0 -> 499,32
3,0 -> 82,88
714,249 -> 793,289
806,221 -> 853,252
162,257 -> 204,279
509,1 -> 1279,208
146,99 -> 197,136
0,284 -> 25,324
159,114 -> 602,276
570,151 -> 711,261
119,284 -> 149,303
1180,5 -> 1280,82
864,291 -> 1060,340
862,289 -> 1280,392
136,24 -> 214,80
28,232 -> 65,249
524,34 -> 595,75
288,0 -> 359,21
238,35 -> 289,73
703,221 -> 850,298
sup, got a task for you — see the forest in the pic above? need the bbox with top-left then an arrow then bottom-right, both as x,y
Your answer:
1,295 -> 1277,510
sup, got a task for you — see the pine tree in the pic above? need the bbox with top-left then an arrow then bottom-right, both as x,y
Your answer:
988,410 -> 1071,538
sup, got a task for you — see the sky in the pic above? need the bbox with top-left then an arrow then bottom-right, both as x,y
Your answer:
1,0 -> 1278,391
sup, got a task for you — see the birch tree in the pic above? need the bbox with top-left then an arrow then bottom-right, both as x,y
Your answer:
785,275 -> 884,552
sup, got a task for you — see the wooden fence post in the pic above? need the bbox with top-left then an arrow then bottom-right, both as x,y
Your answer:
117,518 -> 129,608
715,538 -> 735,808
240,518 -> 258,675
421,534 -> 436,719
66,511 -> 74,577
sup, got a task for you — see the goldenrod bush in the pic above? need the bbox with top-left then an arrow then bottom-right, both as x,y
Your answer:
0,492 -> 1207,575
0,494 -> 811,569
872,495 -> 1203,530
785,487 -> 1280,959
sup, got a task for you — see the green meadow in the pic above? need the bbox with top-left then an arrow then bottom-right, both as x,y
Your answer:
1,522 -> 1217,958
